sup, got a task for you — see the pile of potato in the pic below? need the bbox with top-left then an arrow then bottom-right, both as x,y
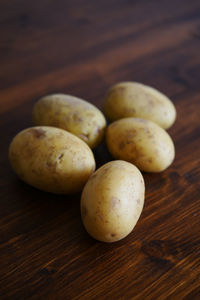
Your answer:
9,82 -> 176,243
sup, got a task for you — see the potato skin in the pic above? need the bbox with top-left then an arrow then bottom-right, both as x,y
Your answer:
9,126 -> 95,194
104,82 -> 176,129
81,160 -> 145,242
106,118 -> 175,173
33,94 -> 106,149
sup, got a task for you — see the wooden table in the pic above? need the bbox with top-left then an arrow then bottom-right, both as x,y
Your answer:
1,1 -> 200,299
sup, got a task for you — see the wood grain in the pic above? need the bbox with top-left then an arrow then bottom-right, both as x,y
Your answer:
0,0 -> 200,299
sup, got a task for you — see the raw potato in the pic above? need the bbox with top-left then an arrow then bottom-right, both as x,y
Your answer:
33,94 -> 106,149
81,160 -> 145,242
104,82 -> 176,129
9,126 -> 96,194
106,118 -> 175,173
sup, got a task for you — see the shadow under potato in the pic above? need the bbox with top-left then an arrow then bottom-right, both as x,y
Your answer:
93,140 -> 113,169
2,176 -> 88,243
7,175 -> 136,248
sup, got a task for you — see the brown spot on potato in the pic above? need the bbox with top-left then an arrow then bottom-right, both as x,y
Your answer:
130,108 -> 136,113
30,128 -> 46,138
136,198 -> 140,205
96,213 -> 103,222
107,86 -> 125,98
130,145 -> 138,156
145,128 -> 154,139
119,141 -> 126,150
58,153 -> 64,163
127,107 -> 136,114
148,99 -> 155,107
72,112 -> 83,122
111,233 -> 116,237
148,158 -> 153,163
117,87 -> 126,94
31,169 -> 37,174
126,130 -> 137,143
46,161 -> 57,171
148,133 -> 154,139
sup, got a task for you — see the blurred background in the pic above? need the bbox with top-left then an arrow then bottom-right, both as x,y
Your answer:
1,0 -> 200,116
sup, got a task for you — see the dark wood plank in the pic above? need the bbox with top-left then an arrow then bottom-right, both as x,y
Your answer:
0,0 -> 200,299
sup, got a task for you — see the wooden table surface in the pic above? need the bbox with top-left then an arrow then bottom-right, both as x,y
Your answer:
1,0 -> 200,299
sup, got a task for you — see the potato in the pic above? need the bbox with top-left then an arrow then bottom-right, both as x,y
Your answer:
33,94 -> 106,149
104,82 -> 176,129
106,118 -> 175,172
9,126 -> 95,194
81,160 -> 145,242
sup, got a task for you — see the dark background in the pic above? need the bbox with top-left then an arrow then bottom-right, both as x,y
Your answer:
0,1 -> 200,299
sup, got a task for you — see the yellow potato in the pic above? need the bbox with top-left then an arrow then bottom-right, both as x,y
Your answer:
81,160 -> 145,242
9,126 -> 95,194
106,118 -> 175,172
104,82 -> 176,129
33,94 -> 106,149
